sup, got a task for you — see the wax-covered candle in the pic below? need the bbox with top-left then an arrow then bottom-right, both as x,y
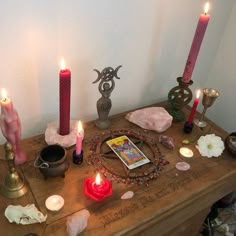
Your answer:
187,90 -> 201,124
179,147 -> 194,158
76,120 -> 83,155
182,2 -> 210,83
59,58 -> 71,135
84,173 -> 112,201
0,89 -> 27,165
45,195 -> 64,211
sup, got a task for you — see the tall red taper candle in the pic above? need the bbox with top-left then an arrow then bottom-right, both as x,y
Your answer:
182,2 -> 210,83
59,58 -> 71,135
187,90 -> 201,124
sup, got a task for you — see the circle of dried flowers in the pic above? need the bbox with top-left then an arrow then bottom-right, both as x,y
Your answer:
196,134 -> 225,158
88,128 -> 168,185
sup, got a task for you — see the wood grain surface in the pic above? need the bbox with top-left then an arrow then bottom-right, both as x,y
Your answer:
0,101 -> 235,236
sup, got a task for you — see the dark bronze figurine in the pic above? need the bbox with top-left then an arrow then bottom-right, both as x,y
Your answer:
93,65 -> 122,129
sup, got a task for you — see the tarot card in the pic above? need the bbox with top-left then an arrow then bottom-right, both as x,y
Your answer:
106,135 -> 150,170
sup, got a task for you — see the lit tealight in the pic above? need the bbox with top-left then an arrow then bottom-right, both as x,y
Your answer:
45,195 -> 64,211
179,147 -> 194,158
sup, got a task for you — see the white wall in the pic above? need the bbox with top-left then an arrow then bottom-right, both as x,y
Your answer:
205,1 -> 236,133
0,0 -> 235,144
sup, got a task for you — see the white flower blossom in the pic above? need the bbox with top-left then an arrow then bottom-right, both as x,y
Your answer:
197,134 -> 225,158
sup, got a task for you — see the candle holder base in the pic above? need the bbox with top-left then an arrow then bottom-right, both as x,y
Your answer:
194,119 -> 207,128
0,143 -> 28,199
167,77 -> 193,122
45,120 -> 79,148
73,150 -> 83,165
183,122 -> 194,134
95,119 -> 111,130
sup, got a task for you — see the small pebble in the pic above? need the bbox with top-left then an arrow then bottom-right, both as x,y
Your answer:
175,162 -> 190,171
121,191 -> 134,200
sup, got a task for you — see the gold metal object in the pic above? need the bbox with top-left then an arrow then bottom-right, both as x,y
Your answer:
194,88 -> 220,127
0,142 -> 28,198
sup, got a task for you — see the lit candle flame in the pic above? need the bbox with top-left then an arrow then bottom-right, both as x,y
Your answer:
60,57 -> 66,70
196,89 -> 201,99
95,173 -> 101,185
204,2 -> 210,14
78,120 -> 83,135
52,197 -> 59,204
1,88 -> 8,100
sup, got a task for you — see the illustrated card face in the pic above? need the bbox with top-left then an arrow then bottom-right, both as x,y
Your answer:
106,135 -> 150,170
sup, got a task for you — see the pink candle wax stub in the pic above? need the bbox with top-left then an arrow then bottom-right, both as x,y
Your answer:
182,2 -> 210,83
59,58 -> 71,135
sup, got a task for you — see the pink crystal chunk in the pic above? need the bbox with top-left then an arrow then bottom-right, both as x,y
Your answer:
126,107 -> 173,133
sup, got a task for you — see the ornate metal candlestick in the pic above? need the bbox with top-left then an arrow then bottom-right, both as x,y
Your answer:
167,77 -> 193,121
93,65 -> 122,129
0,142 -> 28,198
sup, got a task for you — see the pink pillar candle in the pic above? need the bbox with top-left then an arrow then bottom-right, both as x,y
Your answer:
59,58 -> 71,135
76,120 -> 83,155
187,90 -> 201,124
0,89 -> 27,165
182,2 -> 210,83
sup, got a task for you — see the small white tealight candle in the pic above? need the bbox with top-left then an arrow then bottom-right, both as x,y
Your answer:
179,147 -> 194,158
45,195 -> 64,211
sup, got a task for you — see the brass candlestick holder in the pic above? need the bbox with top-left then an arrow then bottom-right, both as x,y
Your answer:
167,77 -> 193,121
194,88 -> 220,127
0,142 -> 28,198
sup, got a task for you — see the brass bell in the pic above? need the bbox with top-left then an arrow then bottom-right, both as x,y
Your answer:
0,142 -> 28,198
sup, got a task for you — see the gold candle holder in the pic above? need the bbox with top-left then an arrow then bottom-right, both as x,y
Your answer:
0,142 -> 28,199
194,88 -> 220,127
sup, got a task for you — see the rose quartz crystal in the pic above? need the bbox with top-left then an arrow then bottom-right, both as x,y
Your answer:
66,209 -> 90,236
125,107 -> 173,133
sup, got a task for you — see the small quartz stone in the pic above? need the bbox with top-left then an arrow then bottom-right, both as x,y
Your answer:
121,191 -> 134,200
159,135 -> 175,149
66,209 -> 90,236
175,162 -> 190,171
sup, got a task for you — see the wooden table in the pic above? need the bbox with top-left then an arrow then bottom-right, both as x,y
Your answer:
0,101 -> 235,236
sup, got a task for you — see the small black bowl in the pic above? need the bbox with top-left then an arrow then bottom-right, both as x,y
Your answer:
225,132 -> 236,157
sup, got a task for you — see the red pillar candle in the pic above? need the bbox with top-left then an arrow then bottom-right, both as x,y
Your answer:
84,173 -> 112,201
187,89 -> 201,124
76,120 -> 83,155
182,2 -> 210,83
59,58 -> 71,135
